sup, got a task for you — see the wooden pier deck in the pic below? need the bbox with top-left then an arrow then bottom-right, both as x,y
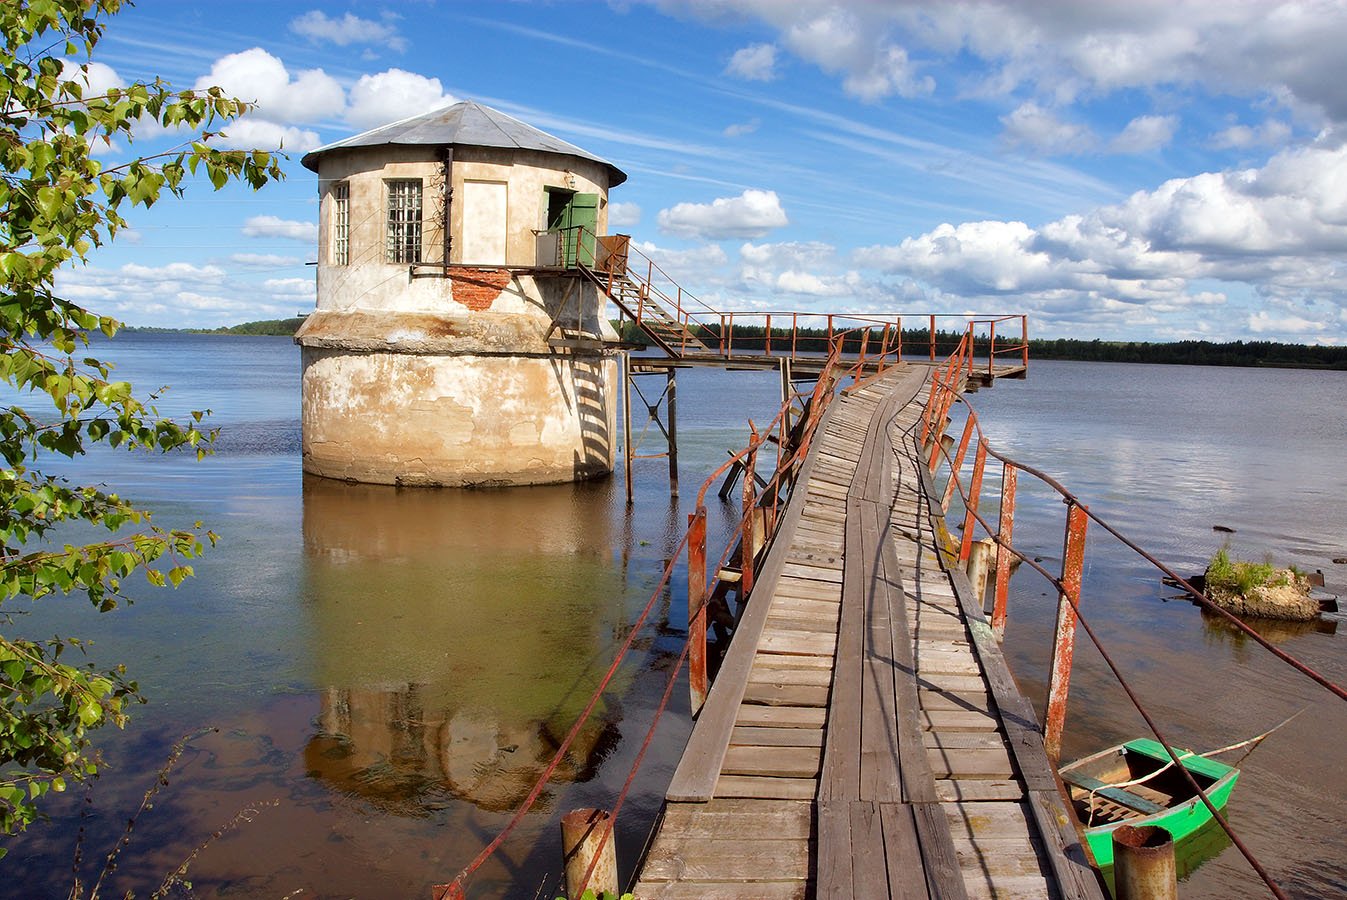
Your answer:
633,367 -> 1104,900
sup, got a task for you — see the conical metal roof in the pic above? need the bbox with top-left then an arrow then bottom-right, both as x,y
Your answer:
300,100 -> 626,186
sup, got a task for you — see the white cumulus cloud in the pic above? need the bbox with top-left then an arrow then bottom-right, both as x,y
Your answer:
657,189 -> 789,240
214,117 -> 321,152
852,141 -> 1347,340
725,43 -> 778,81
609,202 -> 642,227
290,11 -> 406,52
230,253 -> 303,268
243,216 -> 318,243
1000,102 -> 1094,154
723,118 -> 760,138
1110,115 -> 1179,154
1212,119 -> 1293,150
346,69 -> 457,130
195,48 -> 344,125
60,60 -> 121,97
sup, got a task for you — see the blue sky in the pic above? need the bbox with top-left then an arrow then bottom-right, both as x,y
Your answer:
55,0 -> 1347,343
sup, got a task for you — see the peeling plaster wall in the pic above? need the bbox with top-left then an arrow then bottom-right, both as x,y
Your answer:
300,348 -> 618,487
300,141 -> 621,487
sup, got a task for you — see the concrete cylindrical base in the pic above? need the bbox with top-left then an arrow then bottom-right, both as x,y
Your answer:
300,347 -> 617,487
561,807 -> 618,899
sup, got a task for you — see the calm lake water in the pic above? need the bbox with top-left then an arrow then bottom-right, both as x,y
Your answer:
3,336 -> 1345,899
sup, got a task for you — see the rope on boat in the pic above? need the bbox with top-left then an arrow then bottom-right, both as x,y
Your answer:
1080,711 -> 1302,827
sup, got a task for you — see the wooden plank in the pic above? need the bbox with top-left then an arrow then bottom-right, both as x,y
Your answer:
742,680 -> 830,707
765,613 -> 838,633
912,801 -> 971,900
749,664 -> 834,686
923,731 -> 1009,751
818,495 -> 865,803
722,745 -> 822,779
859,501 -> 903,804
736,705 -> 827,728
666,394 -> 849,803
779,562 -> 845,584
849,801 -> 888,899
759,630 -> 836,656
753,651 -> 835,670
926,746 -> 1016,779
935,778 -> 1026,802
921,709 -> 1001,731
942,800 -> 1037,844
634,882 -> 810,899
816,799 -> 851,898
715,774 -> 818,800
878,495 -> 938,805
641,837 -> 811,881
878,802 -> 930,900
1026,788 -> 1110,899
655,798 -> 813,841
731,725 -> 825,748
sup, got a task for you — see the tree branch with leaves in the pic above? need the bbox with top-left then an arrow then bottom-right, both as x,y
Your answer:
0,0 -> 285,845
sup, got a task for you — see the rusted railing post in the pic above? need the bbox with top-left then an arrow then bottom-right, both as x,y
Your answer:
940,415 -> 976,505
919,378 -> 941,449
622,353 -> 634,505
988,320 -> 997,378
765,313 -> 772,356
1044,501 -> 1089,763
741,438 -> 759,595
958,439 -> 987,562
1021,315 -> 1029,368
966,538 -> 993,606
666,368 -> 679,495
992,463 -> 1017,637
1113,825 -> 1178,900
687,508 -> 708,714
929,314 -> 936,360
561,808 -> 618,900
965,322 -> 975,379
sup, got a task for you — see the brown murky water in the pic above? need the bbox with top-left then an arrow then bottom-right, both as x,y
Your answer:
3,338 -> 1344,898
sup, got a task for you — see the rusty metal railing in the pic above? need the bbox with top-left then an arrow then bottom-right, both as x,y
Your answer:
574,226 -> 1027,369
920,353 -> 1347,900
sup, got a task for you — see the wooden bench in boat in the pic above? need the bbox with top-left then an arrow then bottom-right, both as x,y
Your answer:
1060,771 -> 1165,816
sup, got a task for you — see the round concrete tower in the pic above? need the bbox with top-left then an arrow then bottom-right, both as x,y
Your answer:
296,101 -> 627,487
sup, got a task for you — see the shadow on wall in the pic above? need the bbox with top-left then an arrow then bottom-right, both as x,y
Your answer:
298,475 -> 632,813
572,357 -> 613,479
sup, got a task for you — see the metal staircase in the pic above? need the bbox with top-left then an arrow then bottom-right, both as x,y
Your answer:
580,266 -> 713,358
578,233 -> 715,359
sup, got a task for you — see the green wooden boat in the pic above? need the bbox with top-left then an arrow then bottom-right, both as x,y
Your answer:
1060,738 -> 1240,867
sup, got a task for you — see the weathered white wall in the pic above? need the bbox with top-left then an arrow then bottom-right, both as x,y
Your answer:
300,141 -> 622,488
300,348 -> 618,487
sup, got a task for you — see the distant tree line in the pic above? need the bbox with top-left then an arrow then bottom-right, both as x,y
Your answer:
614,321 -> 1347,370
133,317 -> 1346,370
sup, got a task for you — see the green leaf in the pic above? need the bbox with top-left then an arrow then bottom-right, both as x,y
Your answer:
0,0 -> 284,839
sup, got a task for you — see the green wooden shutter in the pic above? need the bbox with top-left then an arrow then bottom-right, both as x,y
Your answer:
569,194 -> 599,267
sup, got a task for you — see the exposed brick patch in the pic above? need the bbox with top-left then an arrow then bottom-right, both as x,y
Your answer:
450,268 -> 512,311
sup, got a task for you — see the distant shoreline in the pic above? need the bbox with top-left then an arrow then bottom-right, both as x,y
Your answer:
124,318 -> 1347,370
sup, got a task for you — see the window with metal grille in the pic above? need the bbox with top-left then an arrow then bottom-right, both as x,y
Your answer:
386,179 -> 422,264
331,182 -> 350,265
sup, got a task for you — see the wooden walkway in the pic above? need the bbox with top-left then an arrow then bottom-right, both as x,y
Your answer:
633,367 -> 1104,900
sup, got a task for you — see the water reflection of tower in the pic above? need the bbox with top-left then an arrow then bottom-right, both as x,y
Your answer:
300,476 -> 629,813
